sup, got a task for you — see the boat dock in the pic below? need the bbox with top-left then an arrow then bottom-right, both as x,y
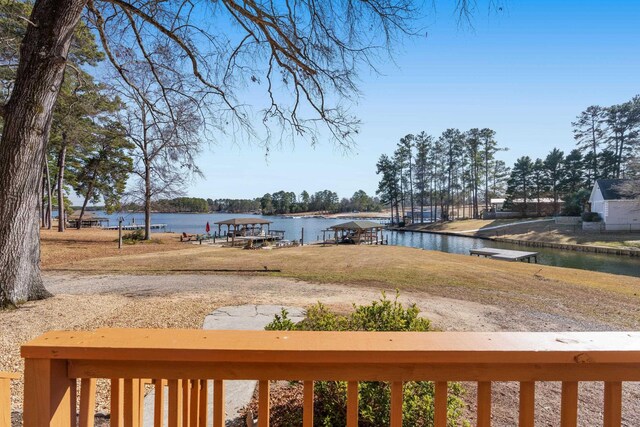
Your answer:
470,248 -> 539,263
102,224 -> 167,231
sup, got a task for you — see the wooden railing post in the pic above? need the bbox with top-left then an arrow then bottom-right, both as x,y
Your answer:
79,378 -> 96,427
390,381 -> 403,427
434,381 -> 448,427
213,380 -> 224,427
153,380 -> 165,427
477,381 -> 492,427
519,382 -> 535,427
23,359 -> 74,427
560,381 -> 578,427
168,379 -> 183,427
347,381 -> 358,427
258,380 -> 270,427
603,381 -> 622,427
0,373 -> 18,427
303,381 -> 314,427
198,380 -> 208,427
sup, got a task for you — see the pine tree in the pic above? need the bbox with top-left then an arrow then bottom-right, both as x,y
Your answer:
543,148 -> 565,215
506,156 -> 534,216
572,105 -> 606,185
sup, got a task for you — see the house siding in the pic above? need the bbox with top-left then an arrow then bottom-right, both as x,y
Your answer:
603,200 -> 640,231
588,182 -> 640,231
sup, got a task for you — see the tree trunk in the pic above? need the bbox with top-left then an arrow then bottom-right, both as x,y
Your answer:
77,161 -> 100,229
0,0 -> 86,307
144,161 -> 152,240
45,158 -> 53,229
57,137 -> 67,232
408,159 -> 414,224
77,178 -> 96,230
485,155 -> 490,213
41,171 -> 47,228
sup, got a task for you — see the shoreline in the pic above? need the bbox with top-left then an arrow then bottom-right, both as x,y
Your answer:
390,226 -> 640,257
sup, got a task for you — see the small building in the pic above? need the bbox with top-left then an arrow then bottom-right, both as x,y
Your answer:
67,210 -> 110,228
324,220 -> 385,245
589,179 -> 640,231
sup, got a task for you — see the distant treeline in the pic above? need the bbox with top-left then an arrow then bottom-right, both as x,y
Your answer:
121,190 -> 382,215
260,189 -> 382,214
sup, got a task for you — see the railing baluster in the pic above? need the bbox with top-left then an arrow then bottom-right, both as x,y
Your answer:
199,380 -> 208,427
518,381 -> 535,427
258,380 -> 270,427
123,379 -> 141,427
189,380 -> 200,427
477,381 -> 492,427
154,380 -> 165,427
603,381 -> 622,427
434,381 -> 448,427
79,378 -> 96,427
168,379 -> 183,427
390,381 -> 403,427
111,378 -> 124,427
0,378 -> 10,427
182,380 -> 191,427
213,380 -> 225,427
347,381 -> 358,427
560,381 -> 578,427
303,380 -> 314,427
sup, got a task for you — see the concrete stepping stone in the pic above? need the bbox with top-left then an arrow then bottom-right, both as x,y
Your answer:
143,304 -> 305,426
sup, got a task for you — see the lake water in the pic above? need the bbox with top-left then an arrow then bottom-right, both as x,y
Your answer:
98,212 -> 640,278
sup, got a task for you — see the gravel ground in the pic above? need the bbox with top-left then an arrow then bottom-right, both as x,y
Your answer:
2,272 -> 639,425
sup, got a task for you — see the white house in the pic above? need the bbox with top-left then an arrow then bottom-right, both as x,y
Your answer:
589,179 -> 640,231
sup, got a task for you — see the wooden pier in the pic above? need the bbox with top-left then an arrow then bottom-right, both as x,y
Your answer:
102,223 -> 167,231
470,248 -> 539,263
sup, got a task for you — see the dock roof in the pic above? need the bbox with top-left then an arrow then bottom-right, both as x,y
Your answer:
329,220 -> 383,230
214,217 -> 272,226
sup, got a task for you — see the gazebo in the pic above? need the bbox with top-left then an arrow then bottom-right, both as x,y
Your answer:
324,220 -> 385,245
214,217 -> 274,245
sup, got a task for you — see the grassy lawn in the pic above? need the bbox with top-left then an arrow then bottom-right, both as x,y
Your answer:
43,235 -> 640,329
40,228 -> 184,267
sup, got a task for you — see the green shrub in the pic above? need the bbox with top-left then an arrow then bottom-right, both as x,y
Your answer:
122,229 -> 144,242
581,211 -> 602,222
266,292 -> 468,426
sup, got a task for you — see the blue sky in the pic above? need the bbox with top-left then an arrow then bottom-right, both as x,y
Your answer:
188,1 -> 640,201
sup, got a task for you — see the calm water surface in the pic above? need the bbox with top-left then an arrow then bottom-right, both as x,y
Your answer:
99,212 -> 640,278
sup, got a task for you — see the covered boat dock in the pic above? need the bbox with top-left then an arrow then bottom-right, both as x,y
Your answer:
214,217 -> 284,246
323,220 -> 385,245
67,210 -> 110,228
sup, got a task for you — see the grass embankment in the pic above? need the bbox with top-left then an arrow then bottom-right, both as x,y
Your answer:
40,228 -> 184,267
43,231 -> 640,329
408,218 -> 640,250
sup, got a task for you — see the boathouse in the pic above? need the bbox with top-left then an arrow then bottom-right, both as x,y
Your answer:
67,210 -> 110,228
325,220 -> 384,245
214,217 -> 284,246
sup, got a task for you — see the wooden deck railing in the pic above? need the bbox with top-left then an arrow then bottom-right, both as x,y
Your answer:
20,329 -> 640,427
0,372 -> 18,427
